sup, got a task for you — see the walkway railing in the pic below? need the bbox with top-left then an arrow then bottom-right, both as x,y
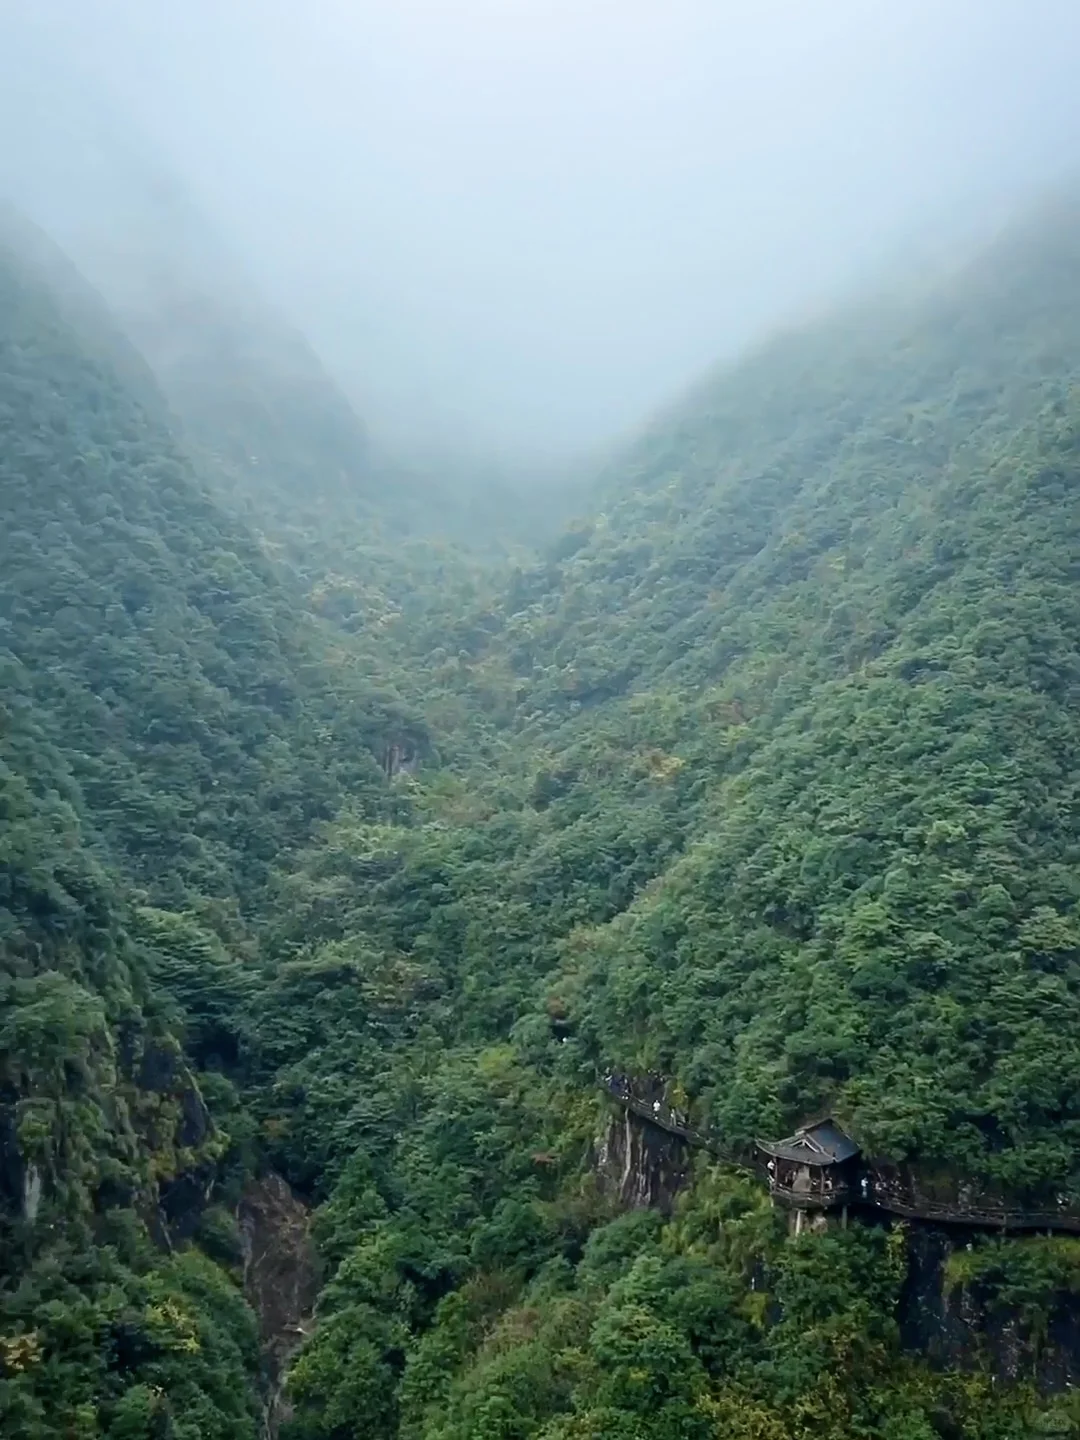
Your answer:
869,1193 -> 1080,1234
602,1074 -> 1080,1234
603,1074 -> 759,1168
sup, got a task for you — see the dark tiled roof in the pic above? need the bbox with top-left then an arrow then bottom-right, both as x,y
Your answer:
758,1118 -> 859,1165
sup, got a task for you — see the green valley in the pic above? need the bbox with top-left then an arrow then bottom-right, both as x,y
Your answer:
4,196 -> 1080,1440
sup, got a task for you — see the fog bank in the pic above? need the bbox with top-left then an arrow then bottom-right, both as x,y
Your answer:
4,1 -> 1080,463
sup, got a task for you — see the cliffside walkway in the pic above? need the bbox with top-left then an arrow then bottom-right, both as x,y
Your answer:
606,1085 -> 747,1164
603,1077 -> 1080,1235
868,1193 -> 1080,1235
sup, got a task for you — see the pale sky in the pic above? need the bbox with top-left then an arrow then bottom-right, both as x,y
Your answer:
4,1 -> 1080,463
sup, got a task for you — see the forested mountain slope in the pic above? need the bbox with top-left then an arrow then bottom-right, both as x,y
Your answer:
502,199 -> 1080,709
0,226 -> 431,1437
0,217 -> 431,894
242,200 -> 1080,1438
475,198 -> 1080,1185
6,197 -> 1080,1440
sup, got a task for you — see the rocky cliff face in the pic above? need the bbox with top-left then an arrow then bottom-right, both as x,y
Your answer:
239,1173 -> 319,1439
595,1104 -> 692,1212
900,1226 -> 1080,1391
0,1028 -> 215,1241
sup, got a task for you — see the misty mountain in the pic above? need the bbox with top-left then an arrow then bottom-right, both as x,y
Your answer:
0,218 -> 425,902
11,0 -> 1080,460
0,30 -> 586,555
71,189 -> 385,519
28,177 -> 384,526
494,198 -> 1080,1174
503,194 -> 1080,708
65,186 -> 585,556
6,190 -> 1080,1439
0,40 -> 378,524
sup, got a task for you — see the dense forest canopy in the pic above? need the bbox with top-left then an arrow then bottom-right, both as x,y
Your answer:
4,197 -> 1080,1438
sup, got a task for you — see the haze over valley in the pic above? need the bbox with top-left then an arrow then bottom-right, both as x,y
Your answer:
6,1 -> 1080,466
4,6 -> 1080,1439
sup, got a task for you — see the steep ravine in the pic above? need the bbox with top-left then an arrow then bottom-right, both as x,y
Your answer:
239,1175 -> 319,1439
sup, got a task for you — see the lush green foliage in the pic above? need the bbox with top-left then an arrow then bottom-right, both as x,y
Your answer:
6,200 -> 1080,1438
0,228 -> 416,1434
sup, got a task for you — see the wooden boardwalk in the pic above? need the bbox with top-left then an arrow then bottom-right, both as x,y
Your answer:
603,1077 -> 1080,1235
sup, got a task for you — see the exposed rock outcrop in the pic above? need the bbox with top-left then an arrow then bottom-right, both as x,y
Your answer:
899,1226 -> 1080,1391
239,1173 -> 319,1439
383,740 -> 419,779
595,1103 -> 692,1213
0,1103 -> 24,1218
